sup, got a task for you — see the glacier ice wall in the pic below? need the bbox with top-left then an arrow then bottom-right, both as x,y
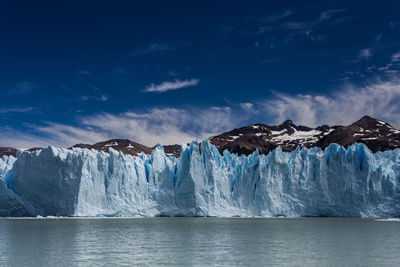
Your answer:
1,140 -> 400,217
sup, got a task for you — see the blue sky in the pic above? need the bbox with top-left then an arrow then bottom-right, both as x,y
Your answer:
1,0 -> 400,147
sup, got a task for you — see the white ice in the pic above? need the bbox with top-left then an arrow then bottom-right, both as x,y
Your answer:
0,140 -> 399,217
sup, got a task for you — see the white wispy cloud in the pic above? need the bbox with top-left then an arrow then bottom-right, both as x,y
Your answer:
130,43 -> 175,56
7,81 -> 36,94
350,34 -> 383,64
262,10 -> 293,23
262,78 -> 400,128
143,79 -> 199,93
0,106 -> 34,114
265,8 -> 346,42
350,51 -> 400,78
0,106 -> 240,148
319,8 -> 346,21
392,51 -> 400,62
79,107 -> 235,146
358,48 -> 373,61
2,75 -> 400,149
79,95 -> 108,101
239,102 -> 257,113
78,70 -> 91,75
0,123 -> 109,149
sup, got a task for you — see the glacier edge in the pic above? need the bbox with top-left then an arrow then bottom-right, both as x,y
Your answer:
0,140 -> 399,217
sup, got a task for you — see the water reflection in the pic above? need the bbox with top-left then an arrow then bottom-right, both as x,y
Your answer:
0,218 -> 399,266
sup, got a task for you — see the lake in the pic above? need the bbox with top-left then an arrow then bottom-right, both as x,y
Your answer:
0,217 -> 399,266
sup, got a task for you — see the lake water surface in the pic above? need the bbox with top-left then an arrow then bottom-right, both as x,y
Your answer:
0,217 -> 399,266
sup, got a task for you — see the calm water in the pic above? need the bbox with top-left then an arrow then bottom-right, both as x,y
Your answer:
0,217 -> 399,266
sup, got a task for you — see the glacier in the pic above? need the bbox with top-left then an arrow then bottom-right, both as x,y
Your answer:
0,140 -> 400,217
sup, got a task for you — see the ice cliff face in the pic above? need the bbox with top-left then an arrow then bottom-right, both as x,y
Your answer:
0,140 -> 399,217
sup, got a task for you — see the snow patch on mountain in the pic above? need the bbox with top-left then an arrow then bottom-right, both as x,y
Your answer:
272,129 -> 322,144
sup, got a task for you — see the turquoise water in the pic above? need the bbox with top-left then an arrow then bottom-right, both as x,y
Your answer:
0,218 -> 399,266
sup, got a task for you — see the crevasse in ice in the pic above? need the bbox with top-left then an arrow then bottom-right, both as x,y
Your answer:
0,140 -> 399,217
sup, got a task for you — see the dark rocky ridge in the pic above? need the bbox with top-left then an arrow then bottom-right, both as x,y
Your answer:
70,139 -> 153,156
209,115 -> 400,155
0,147 -> 42,157
0,147 -> 17,157
315,116 -> 400,152
1,116 -> 399,158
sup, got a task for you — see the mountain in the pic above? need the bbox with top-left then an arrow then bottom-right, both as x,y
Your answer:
70,139 -> 153,156
316,115 -> 400,152
0,147 -> 42,158
1,116 -> 399,158
0,147 -> 17,157
209,115 -> 400,155
70,139 -> 181,157
209,119 -> 335,155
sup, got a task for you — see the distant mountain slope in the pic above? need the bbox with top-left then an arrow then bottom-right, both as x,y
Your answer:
316,116 -> 400,152
0,147 -> 42,158
1,116 -> 399,158
210,115 -> 400,155
209,119 -> 337,155
0,147 -> 16,157
70,139 -> 152,156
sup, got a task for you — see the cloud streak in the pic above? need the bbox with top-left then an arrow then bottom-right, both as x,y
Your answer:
2,77 -> 400,148
239,102 -> 257,114
143,79 -> 199,93
0,106 -> 241,148
392,51 -> 400,62
0,106 -> 34,114
260,10 -> 293,23
130,42 -> 182,56
319,8 -> 347,21
262,78 -> 400,128
254,8 -> 347,46
7,81 -> 36,94
358,48 -> 373,61
79,95 -> 108,102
